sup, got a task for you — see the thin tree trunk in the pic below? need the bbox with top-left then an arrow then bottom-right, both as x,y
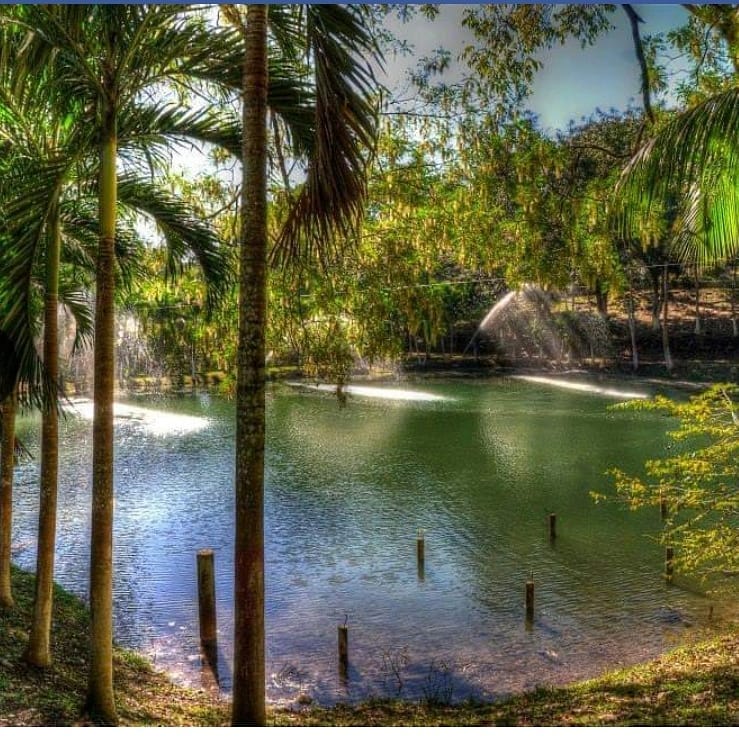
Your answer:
25,202 -> 61,666
87,97 -> 119,726
650,268 -> 662,331
624,4 -> 655,125
232,4 -> 268,727
731,263 -> 738,338
662,266 -> 674,373
0,392 -> 17,608
595,279 -> 608,317
694,265 -> 701,335
628,281 -> 639,371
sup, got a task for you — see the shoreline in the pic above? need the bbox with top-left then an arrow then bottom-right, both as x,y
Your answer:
92,354 -> 736,399
1,566 -> 736,726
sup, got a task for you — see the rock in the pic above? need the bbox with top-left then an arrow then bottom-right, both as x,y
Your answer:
296,693 -> 313,706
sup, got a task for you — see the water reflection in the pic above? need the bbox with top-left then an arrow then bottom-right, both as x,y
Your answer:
11,380 -> 714,706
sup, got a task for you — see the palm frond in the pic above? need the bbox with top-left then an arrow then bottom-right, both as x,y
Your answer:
273,3 -> 382,269
118,102 -> 242,164
57,277 -> 93,355
117,175 -> 230,312
617,87 -> 739,267
60,196 -> 145,291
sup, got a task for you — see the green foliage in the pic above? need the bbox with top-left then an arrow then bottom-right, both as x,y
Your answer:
596,385 -> 738,592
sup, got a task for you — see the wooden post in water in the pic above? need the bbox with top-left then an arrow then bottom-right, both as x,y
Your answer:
548,513 -> 557,541
416,528 -> 425,578
665,547 -> 674,584
197,549 -> 217,666
338,620 -> 349,677
525,576 -> 535,623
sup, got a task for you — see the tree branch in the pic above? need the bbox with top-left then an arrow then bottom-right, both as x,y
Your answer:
624,4 -> 655,126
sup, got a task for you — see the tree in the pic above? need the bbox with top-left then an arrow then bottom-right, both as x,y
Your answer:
616,5 -> 739,271
0,51 -> 79,665
596,384 -> 738,592
1,4 -> 242,722
225,4 -> 380,725
0,392 -> 16,608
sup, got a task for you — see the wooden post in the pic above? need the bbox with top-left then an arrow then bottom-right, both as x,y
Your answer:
416,528 -> 425,577
197,549 -> 217,653
525,576 -> 534,622
660,496 -> 668,520
665,546 -> 674,584
338,621 -> 348,676
548,513 -> 556,541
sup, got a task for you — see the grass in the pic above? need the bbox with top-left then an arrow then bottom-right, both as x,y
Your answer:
1,566 -> 736,726
0,567 -> 226,726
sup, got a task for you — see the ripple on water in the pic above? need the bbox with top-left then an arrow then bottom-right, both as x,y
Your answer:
10,382 -> 713,704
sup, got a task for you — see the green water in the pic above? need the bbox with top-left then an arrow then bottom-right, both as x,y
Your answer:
11,376 -> 711,705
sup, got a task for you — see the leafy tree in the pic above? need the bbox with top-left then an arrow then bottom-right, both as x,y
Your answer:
596,385 -> 738,593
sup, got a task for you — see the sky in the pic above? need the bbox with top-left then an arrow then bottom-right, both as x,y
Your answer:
175,4 -> 691,181
381,3 -> 689,132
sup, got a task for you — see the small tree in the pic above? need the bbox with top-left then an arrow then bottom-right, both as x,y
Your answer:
595,384 -> 738,593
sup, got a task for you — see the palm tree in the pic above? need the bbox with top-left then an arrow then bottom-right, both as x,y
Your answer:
619,87 -> 739,270
0,391 -> 16,609
225,4 -> 381,725
617,5 -> 739,270
0,4 -> 243,722
0,56 -> 73,664
0,32 -> 240,684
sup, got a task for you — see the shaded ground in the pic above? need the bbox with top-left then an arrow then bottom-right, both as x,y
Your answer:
0,567 -> 736,726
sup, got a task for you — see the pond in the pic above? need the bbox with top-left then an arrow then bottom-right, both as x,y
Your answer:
11,375 -> 712,705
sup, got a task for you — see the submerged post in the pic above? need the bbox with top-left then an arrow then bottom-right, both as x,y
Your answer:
197,549 -> 217,662
416,528 -> 425,578
338,619 -> 349,677
525,575 -> 535,623
548,513 -> 557,541
665,546 -> 674,584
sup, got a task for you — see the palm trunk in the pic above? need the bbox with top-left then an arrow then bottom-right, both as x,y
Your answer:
25,202 -> 61,666
0,392 -> 17,608
86,97 -> 118,726
232,4 -> 268,727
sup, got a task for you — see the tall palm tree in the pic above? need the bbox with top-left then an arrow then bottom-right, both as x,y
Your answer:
226,4 -> 381,725
0,55 -> 75,664
0,61 -> 239,687
0,391 -> 16,609
1,4 -> 241,722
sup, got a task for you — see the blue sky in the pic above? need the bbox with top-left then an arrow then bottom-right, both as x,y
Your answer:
383,4 -> 689,132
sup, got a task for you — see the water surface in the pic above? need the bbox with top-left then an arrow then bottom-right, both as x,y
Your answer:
12,377 -> 711,705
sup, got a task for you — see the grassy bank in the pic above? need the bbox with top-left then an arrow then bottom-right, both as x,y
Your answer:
0,567 -> 736,726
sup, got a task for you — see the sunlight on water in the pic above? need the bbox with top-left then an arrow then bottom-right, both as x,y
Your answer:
514,375 -> 649,399
289,383 -> 452,403
65,398 -> 210,435
12,380 -> 708,707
